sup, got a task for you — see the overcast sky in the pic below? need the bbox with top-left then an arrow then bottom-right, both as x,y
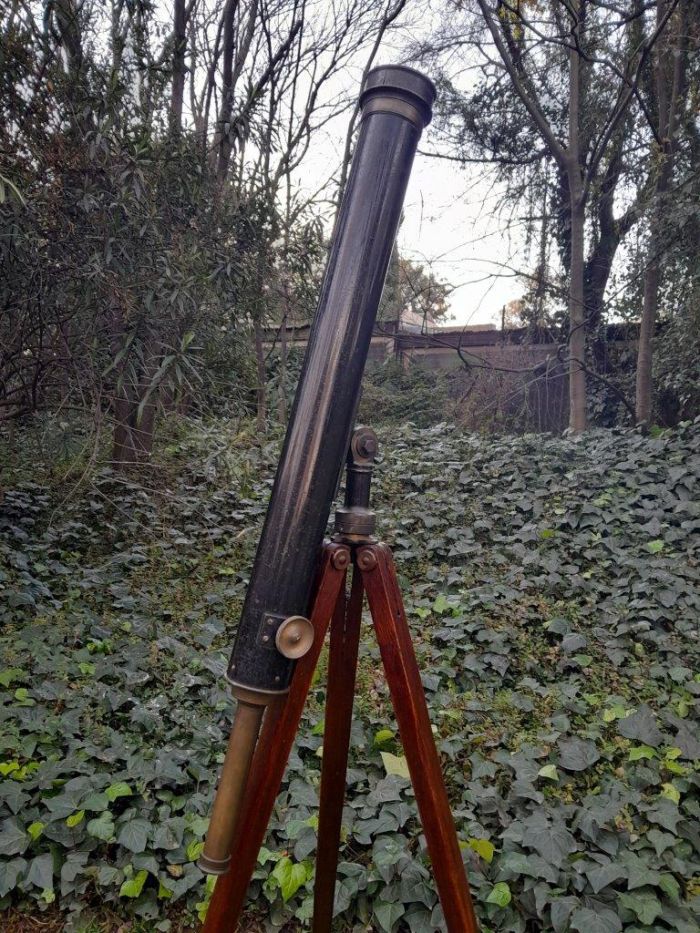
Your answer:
399,146 -> 524,326
292,42 -> 526,329
298,100 -> 526,327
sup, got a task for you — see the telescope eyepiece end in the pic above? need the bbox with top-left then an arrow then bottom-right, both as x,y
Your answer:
360,65 -> 436,128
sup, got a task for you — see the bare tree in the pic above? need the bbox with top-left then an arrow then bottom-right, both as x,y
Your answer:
474,0 -> 680,432
635,0 -> 689,425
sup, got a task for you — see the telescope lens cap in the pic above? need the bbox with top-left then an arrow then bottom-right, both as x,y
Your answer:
360,65 -> 436,127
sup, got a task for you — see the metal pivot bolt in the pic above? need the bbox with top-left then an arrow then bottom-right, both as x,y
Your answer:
331,548 -> 351,570
356,548 -> 377,571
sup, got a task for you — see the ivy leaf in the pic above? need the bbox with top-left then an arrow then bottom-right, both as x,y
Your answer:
585,862 -> 626,894
522,816 -> 577,868
628,745 -> 656,761
602,704 -> 628,723
87,813 -> 115,842
617,705 -> 664,747
157,880 -> 173,899
537,764 -> 560,782
557,737 -> 600,771
659,873 -> 680,902
117,819 -> 150,853
14,687 -> 35,706
26,853 -> 53,892
0,818 -> 27,856
105,781 -> 134,802
0,857 -> 27,898
119,869 -> 149,898
186,840 -> 204,862
550,897 -> 579,933
153,819 -> 184,851
466,837 -> 495,863
374,900 -> 405,932
380,752 -> 410,780
0,668 -> 24,688
647,828 -> 676,855
27,821 -> 45,841
570,907 -> 622,932
373,729 -> 395,747
402,906 -> 435,933
618,888 -> 663,925
271,857 -> 309,902
485,882 -> 511,907
257,846 -> 282,865
82,792 -> 109,811
660,782 -> 680,804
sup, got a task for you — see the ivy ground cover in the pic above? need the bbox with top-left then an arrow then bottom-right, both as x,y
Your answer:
1,419 -> 699,931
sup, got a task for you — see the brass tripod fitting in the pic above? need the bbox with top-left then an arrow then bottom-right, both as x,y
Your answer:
334,426 -> 378,541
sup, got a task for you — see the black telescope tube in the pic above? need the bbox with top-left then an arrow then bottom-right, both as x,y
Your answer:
228,65 -> 435,695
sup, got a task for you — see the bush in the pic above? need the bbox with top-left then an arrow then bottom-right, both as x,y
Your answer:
1,418 -> 699,930
654,298 -> 700,425
359,359 -> 450,427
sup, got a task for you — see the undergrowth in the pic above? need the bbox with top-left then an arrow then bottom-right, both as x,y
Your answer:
1,416 -> 698,932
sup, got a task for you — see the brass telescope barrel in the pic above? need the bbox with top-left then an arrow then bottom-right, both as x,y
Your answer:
199,65 -> 435,875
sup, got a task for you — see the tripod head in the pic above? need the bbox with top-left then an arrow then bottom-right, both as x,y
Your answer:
199,65 -> 435,876
334,426 -> 379,542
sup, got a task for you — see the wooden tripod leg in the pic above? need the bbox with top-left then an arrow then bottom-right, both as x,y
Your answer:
203,544 -> 349,933
313,568 -> 364,932
359,543 -> 479,933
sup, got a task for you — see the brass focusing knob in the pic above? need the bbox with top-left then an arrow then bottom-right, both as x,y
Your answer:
275,616 -> 314,659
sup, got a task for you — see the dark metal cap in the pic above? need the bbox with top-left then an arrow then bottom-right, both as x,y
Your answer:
360,65 -> 436,128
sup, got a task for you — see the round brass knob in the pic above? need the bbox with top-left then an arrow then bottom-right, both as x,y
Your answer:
275,616 -> 314,659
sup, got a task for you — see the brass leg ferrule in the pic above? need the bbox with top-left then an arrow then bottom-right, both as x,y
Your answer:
198,693 -> 267,875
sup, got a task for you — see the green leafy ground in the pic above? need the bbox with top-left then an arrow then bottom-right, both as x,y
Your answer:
1,419 -> 699,932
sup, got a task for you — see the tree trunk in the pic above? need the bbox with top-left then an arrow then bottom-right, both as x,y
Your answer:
112,391 -> 138,470
635,0 -> 685,425
133,358 -> 158,460
112,389 -> 157,468
277,313 -> 288,423
170,0 -> 187,133
568,194 -> 587,432
254,320 -> 266,434
111,345 -> 159,470
567,13 -> 587,433
635,242 -> 661,425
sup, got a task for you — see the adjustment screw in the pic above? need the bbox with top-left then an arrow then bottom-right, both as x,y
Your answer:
357,548 -> 377,571
332,548 -> 350,570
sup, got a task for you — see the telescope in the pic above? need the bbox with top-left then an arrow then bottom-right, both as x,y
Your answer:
199,66 -> 479,933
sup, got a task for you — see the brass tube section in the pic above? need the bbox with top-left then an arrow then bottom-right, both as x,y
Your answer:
198,694 -> 266,875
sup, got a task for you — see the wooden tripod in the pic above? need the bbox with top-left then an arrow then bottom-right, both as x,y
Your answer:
202,539 -> 479,933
